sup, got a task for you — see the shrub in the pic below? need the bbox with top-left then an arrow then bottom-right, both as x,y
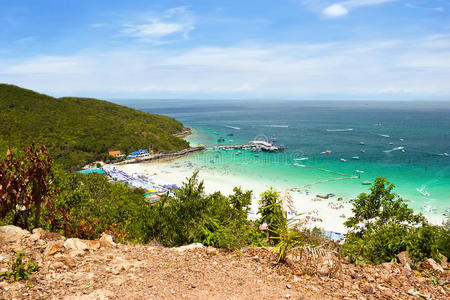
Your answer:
258,187 -> 286,244
0,251 -> 39,281
343,177 -> 441,264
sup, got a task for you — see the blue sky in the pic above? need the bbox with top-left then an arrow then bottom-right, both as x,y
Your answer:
1,0 -> 449,100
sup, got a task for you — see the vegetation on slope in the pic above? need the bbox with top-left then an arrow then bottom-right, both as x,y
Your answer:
0,84 -> 189,170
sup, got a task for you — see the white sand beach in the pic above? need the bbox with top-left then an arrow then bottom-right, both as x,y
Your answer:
114,156 -> 446,234
115,159 -> 358,234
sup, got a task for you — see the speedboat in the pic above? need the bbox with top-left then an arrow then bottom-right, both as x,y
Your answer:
321,150 -> 332,154
340,158 -> 347,162
360,141 -> 365,145
360,149 -> 366,153
362,181 -> 372,185
352,156 -> 360,160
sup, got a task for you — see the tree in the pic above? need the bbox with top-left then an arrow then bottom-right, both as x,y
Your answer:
344,177 -> 426,234
258,187 -> 286,244
343,177 -> 439,264
0,144 -> 54,229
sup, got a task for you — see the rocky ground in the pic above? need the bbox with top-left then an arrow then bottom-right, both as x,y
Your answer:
0,225 -> 448,300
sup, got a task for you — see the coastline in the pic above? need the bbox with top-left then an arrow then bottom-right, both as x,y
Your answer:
112,125 -> 446,234
115,158 -> 446,233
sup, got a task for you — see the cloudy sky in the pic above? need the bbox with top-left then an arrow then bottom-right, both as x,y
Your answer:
1,0 -> 449,100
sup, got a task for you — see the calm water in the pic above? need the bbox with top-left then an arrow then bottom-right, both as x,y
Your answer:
114,99 -> 450,216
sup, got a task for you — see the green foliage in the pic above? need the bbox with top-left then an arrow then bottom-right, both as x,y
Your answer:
0,251 -> 39,281
137,171 -> 256,249
41,168 -> 146,241
271,217 -> 304,263
258,187 -> 286,244
436,219 -> 450,258
343,177 -> 442,265
0,84 -> 189,171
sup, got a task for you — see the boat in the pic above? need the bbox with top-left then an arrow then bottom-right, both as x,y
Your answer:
360,141 -> 365,145
360,149 -> 366,153
235,151 -> 242,156
389,142 -> 393,145
254,154 -> 260,157
401,149 -> 406,153
321,150 -> 332,154
444,153 -> 449,157
352,156 -> 360,160
227,133 -> 234,136
362,181 -> 372,185
217,138 -> 225,142
214,132 -> 219,135
340,158 -> 347,162
279,144 -> 285,150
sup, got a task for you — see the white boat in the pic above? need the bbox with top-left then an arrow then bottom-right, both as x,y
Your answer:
321,150 -> 332,154
360,141 -> 365,145
352,156 -> 360,160
360,149 -> 366,153
340,158 -> 347,162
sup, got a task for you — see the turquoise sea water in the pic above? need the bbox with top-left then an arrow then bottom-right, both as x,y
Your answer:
117,100 -> 450,217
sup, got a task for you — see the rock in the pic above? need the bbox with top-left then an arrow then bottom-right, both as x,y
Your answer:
253,255 -> 261,263
172,243 -> 204,252
43,240 -> 65,257
397,251 -> 412,271
361,283 -> 375,294
317,254 -> 337,276
390,278 -> 401,289
32,228 -> 64,241
285,293 -> 291,298
49,261 -> 65,270
85,240 -> 100,250
0,225 -> 30,245
64,238 -> 88,251
438,254 -> 447,268
382,289 -> 393,298
421,258 -> 444,273
68,250 -> 85,258
99,233 -> 116,248
407,289 -> 429,299
286,284 -> 292,289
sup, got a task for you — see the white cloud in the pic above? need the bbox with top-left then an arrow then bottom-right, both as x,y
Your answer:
90,23 -> 105,28
321,0 -> 399,17
121,6 -> 194,43
405,3 -> 444,12
1,35 -> 450,100
322,4 -> 349,16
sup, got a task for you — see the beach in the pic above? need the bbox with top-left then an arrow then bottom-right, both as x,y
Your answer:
114,144 -> 446,234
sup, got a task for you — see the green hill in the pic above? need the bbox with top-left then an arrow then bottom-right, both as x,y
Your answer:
0,84 -> 189,170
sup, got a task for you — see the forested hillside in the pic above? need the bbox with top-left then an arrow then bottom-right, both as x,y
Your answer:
0,84 -> 189,170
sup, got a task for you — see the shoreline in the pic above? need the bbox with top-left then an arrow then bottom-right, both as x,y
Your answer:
114,154 -> 446,234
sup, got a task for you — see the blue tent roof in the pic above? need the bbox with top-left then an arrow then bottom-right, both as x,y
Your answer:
130,149 -> 149,155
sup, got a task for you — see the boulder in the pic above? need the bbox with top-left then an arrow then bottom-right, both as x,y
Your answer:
397,251 -> 412,271
43,240 -> 65,257
85,240 -> 101,250
64,238 -> 88,251
421,258 -> 444,273
0,225 -> 30,245
172,243 -> 204,252
99,233 -> 116,248
438,254 -> 448,269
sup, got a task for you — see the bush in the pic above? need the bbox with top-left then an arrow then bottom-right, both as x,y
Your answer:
0,251 -> 39,281
343,177 -> 442,264
137,171 -> 255,249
